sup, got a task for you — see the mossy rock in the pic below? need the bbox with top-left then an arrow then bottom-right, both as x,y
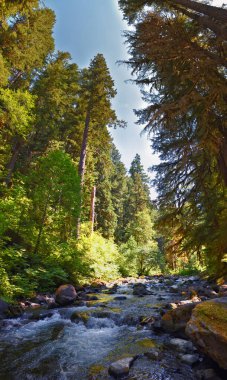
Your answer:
136,338 -> 157,349
161,302 -> 198,332
89,364 -> 105,376
186,297 -> 227,369
70,311 -> 90,324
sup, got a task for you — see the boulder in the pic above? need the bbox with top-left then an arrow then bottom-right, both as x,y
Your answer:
161,302 -> 199,333
108,357 -> 135,377
186,297 -> 227,369
133,283 -> 148,296
0,299 -> 23,319
55,284 -> 77,306
0,299 -> 10,319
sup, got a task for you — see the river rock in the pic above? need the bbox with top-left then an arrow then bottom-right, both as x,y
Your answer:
108,357 -> 135,377
114,296 -> 127,301
161,302 -> 199,333
55,284 -> 77,306
178,353 -> 200,365
168,338 -> 195,353
107,284 -> 118,294
169,285 -> 179,293
218,283 -> 227,297
0,299 -> 23,319
186,297 -> 227,369
133,283 -> 148,296
145,348 -> 162,360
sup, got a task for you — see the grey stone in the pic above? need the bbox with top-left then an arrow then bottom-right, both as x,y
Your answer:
179,353 -> 200,365
169,338 -> 195,353
108,357 -> 135,377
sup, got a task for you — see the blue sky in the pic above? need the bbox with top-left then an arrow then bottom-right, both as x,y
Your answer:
45,0 -> 159,198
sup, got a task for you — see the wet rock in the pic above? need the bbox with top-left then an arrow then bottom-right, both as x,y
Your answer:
218,283 -> 227,297
90,280 -> 106,291
169,285 -> 179,293
152,319 -> 162,332
0,299 -> 24,319
168,338 -> 195,353
70,311 -> 90,324
120,314 -> 139,326
93,311 -> 115,319
195,368 -> 221,380
28,310 -> 54,321
161,302 -> 199,333
139,316 -> 155,326
186,297 -> 227,369
55,284 -> 77,306
133,283 -> 148,296
179,353 -> 200,365
87,295 -> 99,301
144,348 -> 162,360
114,296 -> 127,301
107,284 -> 118,294
157,296 -> 165,301
0,299 -> 11,319
164,279 -> 174,286
108,357 -> 135,377
25,301 -> 41,309
47,301 -> 58,309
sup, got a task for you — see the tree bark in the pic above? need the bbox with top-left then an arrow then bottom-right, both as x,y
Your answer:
77,108 -> 91,238
4,137 -> 22,187
90,186 -> 96,233
174,4 -> 227,41
33,192 -> 50,255
171,0 -> 227,23
78,109 -> 90,186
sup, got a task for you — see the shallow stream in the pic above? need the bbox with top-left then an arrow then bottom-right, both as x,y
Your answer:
0,278 -> 206,379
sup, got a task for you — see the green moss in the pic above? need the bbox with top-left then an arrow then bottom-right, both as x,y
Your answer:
88,364 -> 105,376
109,307 -> 122,313
136,338 -> 156,349
194,300 -> 227,338
70,311 -> 90,323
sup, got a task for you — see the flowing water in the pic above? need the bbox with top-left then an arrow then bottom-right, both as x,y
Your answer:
0,279 -> 201,379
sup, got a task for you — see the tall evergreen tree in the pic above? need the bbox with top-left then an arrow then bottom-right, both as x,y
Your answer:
118,0 -> 227,275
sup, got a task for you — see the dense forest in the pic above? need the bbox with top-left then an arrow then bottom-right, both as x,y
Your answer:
0,0 -> 226,300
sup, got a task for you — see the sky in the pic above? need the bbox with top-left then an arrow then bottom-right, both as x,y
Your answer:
44,0 -> 224,199
44,0 -> 159,196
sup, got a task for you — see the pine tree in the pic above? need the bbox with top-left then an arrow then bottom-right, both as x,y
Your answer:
119,0 -> 227,275
76,54 -> 119,236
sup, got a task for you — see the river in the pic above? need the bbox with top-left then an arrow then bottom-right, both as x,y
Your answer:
0,277 -> 219,379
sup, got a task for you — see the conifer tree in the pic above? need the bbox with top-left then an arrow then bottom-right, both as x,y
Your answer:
118,0 -> 227,275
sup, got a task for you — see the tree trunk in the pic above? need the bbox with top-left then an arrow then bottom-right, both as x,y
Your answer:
33,192 -> 50,255
76,109 -> 91,238
90,186 -> 96,233
172,0 -> 227,23
78,110 -> 90,185
174,5 -> 227,41
5,138 -> 22,186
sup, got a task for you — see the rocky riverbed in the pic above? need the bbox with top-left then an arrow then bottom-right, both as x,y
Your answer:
0,275 -> 227,379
